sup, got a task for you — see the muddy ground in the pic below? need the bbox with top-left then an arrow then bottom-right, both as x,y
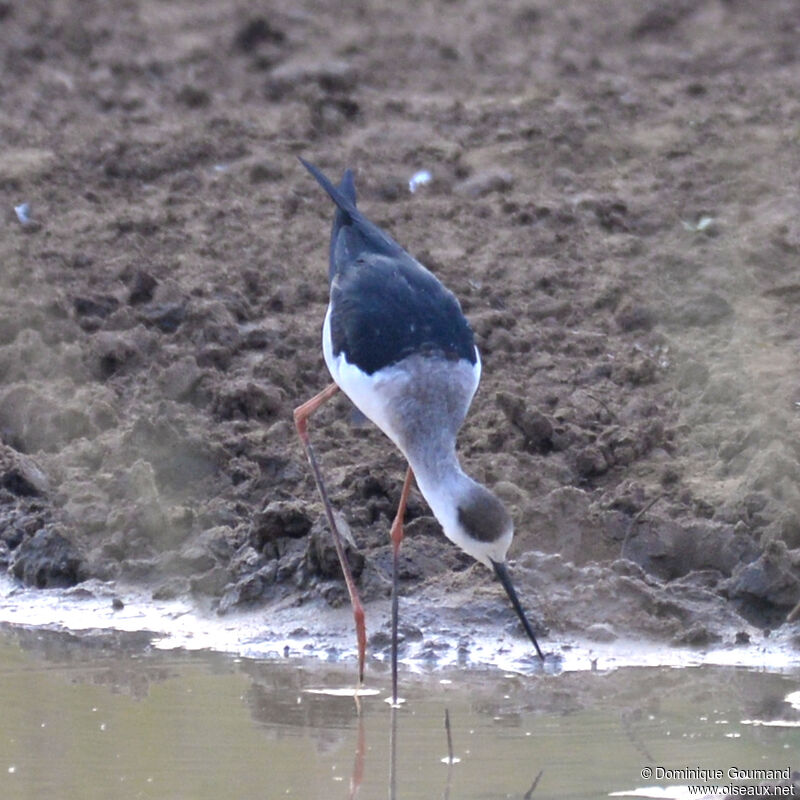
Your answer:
1,0 -> 800,658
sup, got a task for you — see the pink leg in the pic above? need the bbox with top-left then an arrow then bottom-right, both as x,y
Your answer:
294,383 -> 367,684
390,466 -> 414,705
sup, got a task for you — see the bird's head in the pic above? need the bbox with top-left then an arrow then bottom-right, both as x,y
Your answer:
452,481 -> 513,568
415,470 -> 546,661
452,480 -> 545,661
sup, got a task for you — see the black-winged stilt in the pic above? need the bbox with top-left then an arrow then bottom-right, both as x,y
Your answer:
293,159 -> 545,703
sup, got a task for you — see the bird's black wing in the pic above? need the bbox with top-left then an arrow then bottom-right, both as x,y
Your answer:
301,158 -> 476,374
330,250 -> 476,375
300,158 -> 403,283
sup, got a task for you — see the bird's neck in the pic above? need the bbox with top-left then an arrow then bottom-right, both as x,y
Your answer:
404,431 -> 462,511
405,431 -> 459,486
403,433 -> 513,567
402,442 -> 479,558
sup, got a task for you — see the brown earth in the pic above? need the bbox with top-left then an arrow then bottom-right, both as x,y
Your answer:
1,0 -> 800,653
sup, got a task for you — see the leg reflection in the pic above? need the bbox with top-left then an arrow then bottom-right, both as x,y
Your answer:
389,705 -> 398,800
349,712 -> 365,800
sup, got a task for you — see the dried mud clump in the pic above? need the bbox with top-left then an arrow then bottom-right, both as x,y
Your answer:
10,528 -> 84,589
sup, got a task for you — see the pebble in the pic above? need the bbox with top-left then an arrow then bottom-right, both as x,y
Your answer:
454,168 -> 514,198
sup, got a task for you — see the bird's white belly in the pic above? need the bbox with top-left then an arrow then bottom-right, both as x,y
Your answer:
322,304 -> 480,455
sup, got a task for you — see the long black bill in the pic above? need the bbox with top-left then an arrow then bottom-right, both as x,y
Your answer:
491,559 -> 545,662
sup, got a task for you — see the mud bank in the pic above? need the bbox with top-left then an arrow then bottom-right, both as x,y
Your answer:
2,0 -> 800,655
3,575 -> 800,676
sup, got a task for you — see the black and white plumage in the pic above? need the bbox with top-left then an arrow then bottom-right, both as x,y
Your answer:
319,165 -> 476,375
300,159 -> 544,661
303,158 -> 511,565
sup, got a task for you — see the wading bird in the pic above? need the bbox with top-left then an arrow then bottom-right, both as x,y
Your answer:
294,159 -> 545,703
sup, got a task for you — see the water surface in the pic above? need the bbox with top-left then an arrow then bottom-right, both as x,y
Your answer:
0,625 -> 798,799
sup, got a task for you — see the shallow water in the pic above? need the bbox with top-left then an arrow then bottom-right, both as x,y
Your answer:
0,625 -> 798,800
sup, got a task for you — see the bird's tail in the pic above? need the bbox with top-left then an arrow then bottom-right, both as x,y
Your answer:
299,157 -> 358,215
299,157 -> 402,280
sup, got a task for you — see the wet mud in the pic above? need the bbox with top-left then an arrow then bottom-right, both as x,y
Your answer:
1,0 -> 800,658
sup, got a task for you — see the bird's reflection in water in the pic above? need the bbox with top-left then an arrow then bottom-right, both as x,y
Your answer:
238,661 -> 556,799
346,700 -> 540,800
340,699 -> 395,800
350,711 -> 365,800
389,707 -> 397,800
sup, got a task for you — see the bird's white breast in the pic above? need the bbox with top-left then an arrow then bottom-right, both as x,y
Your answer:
322,305 -> 511,566
322,304 -> 480,454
